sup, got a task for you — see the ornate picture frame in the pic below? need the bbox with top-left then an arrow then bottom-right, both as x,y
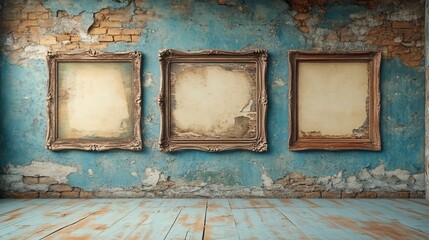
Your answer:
46,50 -> 142,151
158,49 -> 268,152
289,50 -> 381,151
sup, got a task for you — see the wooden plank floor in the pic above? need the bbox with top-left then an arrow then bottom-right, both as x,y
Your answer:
0,198 -> 428,239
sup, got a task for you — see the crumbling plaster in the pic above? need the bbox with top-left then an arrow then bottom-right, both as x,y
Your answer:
0,0 -> 426,198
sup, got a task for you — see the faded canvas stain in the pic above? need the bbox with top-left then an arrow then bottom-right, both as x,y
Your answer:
170,63 -> 257,139
298,62 -> 369,138
57,62 -> 132,139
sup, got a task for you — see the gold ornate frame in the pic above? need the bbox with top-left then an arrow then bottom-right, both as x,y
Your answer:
289,50 -> 381,151
158,49 -> 268,152
46,50 -> 142,151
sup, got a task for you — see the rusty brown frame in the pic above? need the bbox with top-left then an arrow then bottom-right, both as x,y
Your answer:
289,50 -> 381,151
158,49 -> 268,152
46,50 -> 142,151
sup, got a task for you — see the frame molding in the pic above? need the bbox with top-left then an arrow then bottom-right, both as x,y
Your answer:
158,49 -> 268,152
288,50 -> 381,151
45,50 -> 142,151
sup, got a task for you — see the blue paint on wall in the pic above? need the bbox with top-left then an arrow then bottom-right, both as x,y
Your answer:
0,0 -> 425,190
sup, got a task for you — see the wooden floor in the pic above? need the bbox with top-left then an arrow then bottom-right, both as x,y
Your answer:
0,198 -> 428,239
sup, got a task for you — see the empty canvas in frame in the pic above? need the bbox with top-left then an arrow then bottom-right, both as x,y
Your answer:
158,49 -> 268,152
46,50 -> 142,151
288,51 -> 381,151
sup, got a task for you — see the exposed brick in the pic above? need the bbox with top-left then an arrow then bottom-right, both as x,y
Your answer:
356,191 -> 377,198
61,191 -> 80,198
65,43 -> 79,50
114,35 -> 131,42
99,8 -> 110,14
56,35 -> 70,41
100,21 -> 122,28
398,191 -> 410,198
410,191 -> 425,198
299,26 -> 309,33
49,184 -> 73,192
13,191 -> 39,198
107,14 -> 130,21
392,21 -> 414,29
40,192 -> 61,198
131,35 -> 141,42
321,191 -> 341,198
294,13 -> 309,20
107,28 -> 122,35
23,176 -> 39,185
38,19 -> 53,28
20,19 -> 38,27
122,29 -> 141,35
39,35 -> 57,45
88,27 -> 107,35
98,35 -> 114,42
40,12 -> 50,19
80,191 -> 94,199
341,192 -> 357,198
27,12 -> 38,20
38,177 -> 58,185
289,173 -> 305,180
377,192 -> 399,198
305,191 -> 321,198
70,36 -> 80,42
132,15 -> 149,22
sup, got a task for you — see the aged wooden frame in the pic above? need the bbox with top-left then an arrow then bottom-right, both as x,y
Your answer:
46,50 -> 142,151
158,49 -> 268,152
289,50 -> 381,151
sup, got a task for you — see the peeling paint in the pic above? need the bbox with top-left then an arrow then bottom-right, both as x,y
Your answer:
0,0 -> 426,198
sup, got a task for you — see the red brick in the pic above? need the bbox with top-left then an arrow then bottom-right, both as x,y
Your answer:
107,14 -> 130,21
49,184 -> 73,192
131,35 -> 141,42
80,191 -> 93,199
107,28 -> 122,35
13,191 -> 39,198
356,191 -> 377,198
398,191 -> 410,198
305,191 -> 321,198
122,29 -> 141,35
100,21 -> 121,28
98,35 -> 114,42
410,191 -> 425,198
23,176 -> 39,184
341,192 -> 357,198
39,177 -> 57,184
61,191 -> 80,198
321,191 -> 341,198
392,21 -> 414,29
20,19 -> 38,27
294,13 -> 309,20
89,27 -> 107,35
56,34 -> 70,41
40,192 -> 60,198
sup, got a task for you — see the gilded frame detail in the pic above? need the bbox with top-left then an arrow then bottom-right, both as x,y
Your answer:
158,49 -> 268,152
289,50 -> 381,151
46,50 -> 142,151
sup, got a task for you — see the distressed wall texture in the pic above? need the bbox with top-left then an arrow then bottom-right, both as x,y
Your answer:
0,0 -> 426,198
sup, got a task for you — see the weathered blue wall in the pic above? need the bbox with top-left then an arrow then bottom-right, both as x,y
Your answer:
0,0 -> 426,197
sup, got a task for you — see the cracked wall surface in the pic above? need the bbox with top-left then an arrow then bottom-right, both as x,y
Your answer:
0,0 -> 426,198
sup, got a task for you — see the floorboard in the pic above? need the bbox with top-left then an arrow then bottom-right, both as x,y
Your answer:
0,198 -> 427,240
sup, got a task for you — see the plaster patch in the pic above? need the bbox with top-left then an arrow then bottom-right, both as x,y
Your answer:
6,161 -> 78,184
142,168 -> 161,187
88,169 -> 93,176
261,170 -> 273,188
272,77 -> 285,87
143,72 -> 153,87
